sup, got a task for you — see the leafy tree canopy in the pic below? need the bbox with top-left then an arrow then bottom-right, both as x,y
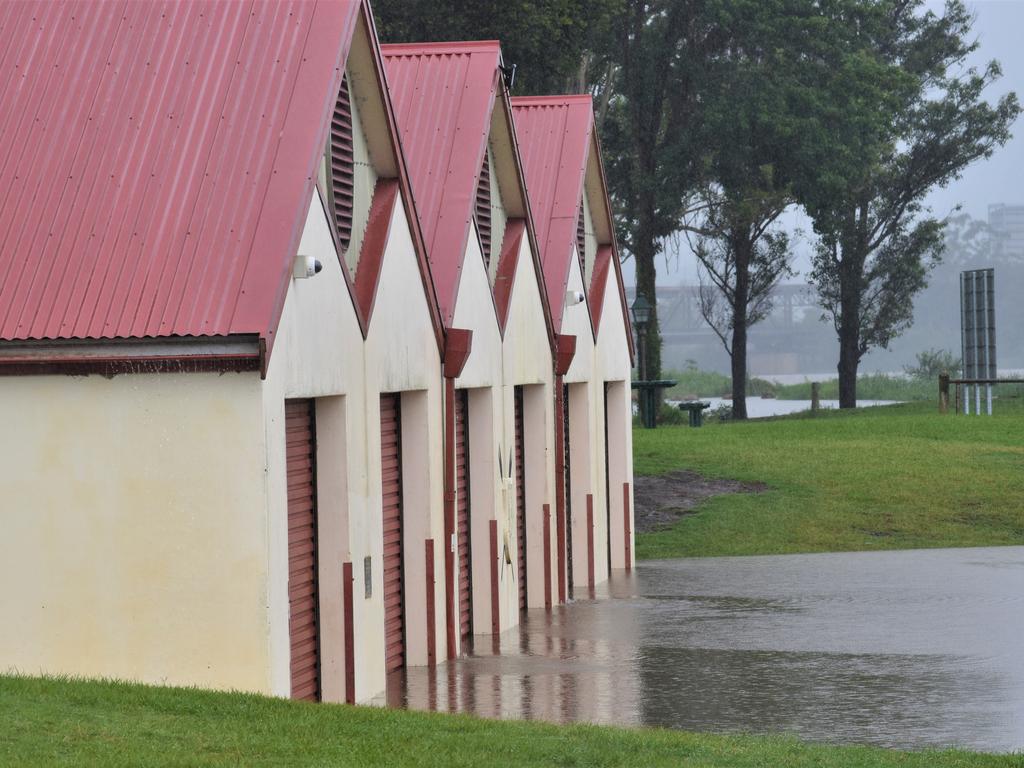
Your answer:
372,0 -> 619,94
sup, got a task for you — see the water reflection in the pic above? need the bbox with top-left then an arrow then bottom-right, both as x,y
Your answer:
387,547 -> 1024,752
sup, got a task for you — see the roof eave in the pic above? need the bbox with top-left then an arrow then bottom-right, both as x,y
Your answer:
0,335 -> 262,376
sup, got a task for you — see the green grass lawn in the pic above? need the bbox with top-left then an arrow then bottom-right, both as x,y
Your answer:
1,675 -> 1020,767
635,400 -> 1024,559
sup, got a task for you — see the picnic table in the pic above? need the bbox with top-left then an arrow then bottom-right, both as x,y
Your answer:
677,400 -> 711,427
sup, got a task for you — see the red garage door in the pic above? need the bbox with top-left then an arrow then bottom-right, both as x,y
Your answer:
456,390 -> 473,644
514,386 -> 527,611
380,394 -> 405,674
286,399 -> 320,702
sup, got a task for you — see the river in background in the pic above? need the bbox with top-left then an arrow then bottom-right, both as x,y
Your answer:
668,397 -> 902,419
388,547 -> 1024,753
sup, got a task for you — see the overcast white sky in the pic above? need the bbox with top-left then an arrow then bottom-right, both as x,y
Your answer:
621,0 -> 1024,288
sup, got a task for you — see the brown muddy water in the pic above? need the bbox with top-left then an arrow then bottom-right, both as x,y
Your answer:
385,547 -> 1024,752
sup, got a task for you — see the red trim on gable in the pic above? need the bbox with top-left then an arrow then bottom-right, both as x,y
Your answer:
555,334 -> 577,376
353,179 -> 400,326
589,245 -> 613,335
492,219 -> 526,336
443,328 -> 474,378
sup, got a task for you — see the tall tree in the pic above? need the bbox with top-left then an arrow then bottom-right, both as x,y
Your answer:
682,0 -> 811,418
691,191 -> 794,419
599,1 -> 721,383
372,0 -> 618,95
795,0 -> 1019,407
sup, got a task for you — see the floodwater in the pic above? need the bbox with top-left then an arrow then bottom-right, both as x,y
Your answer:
388,547 -> 1024,752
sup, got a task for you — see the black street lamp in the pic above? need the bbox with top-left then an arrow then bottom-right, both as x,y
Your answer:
630,295 -> 652,382
631,295 -> 654,426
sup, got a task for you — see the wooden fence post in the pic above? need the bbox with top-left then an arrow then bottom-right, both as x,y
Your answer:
939,373 -> 950,414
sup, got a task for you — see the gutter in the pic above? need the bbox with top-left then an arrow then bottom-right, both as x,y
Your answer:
0,336 -> 262,377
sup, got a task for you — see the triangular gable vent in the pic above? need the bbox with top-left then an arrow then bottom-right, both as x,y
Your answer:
576,199 -> 586,271
475,153 -> 492,269
329,75 -> 355,253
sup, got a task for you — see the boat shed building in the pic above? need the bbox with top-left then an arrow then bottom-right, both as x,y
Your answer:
0,0 -> 452,705
512,95 -> 636,592
382,41 -> 559,649
0,4 -> 636,708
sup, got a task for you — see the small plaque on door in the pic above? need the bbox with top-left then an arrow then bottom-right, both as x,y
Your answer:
364,556 -> 372,599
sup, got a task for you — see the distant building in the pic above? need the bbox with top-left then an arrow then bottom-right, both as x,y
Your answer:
987,204 -> 1024,259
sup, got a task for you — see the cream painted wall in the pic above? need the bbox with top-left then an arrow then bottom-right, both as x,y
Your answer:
500,236 -> 556,610
0,371 -> 271,692
595,266 -> 635,573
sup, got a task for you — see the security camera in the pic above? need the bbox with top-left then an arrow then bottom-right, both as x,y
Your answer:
293,253 -> 323,279
565,290 -> 585,306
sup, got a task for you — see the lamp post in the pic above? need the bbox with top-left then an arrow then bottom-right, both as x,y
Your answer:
631,295 -> 653,427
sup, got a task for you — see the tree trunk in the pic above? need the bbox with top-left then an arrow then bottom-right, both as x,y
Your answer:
730,237 -> 751,420
837,258 -> 861,409
837,321 -> 859,408
634,198 -> 662,385
730,320 -> 748,419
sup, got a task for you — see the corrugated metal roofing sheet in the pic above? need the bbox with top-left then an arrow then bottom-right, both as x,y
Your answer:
381,41 -> 500,328
512,94 -> 632,354
0,0 -> 359,343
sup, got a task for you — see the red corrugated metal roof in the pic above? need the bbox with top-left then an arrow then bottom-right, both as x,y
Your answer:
381,41 -> 501,328
0,0 -> 359,345
512,94 -> 633,356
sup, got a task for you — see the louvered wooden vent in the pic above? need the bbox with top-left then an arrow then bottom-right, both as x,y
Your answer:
330,75 -> 355,253
475,153 -> 492,268
576,200 -> 586,269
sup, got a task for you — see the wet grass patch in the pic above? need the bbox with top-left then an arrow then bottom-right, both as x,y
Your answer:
635,400 -> 1024,559
1,675 -> 1020,767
